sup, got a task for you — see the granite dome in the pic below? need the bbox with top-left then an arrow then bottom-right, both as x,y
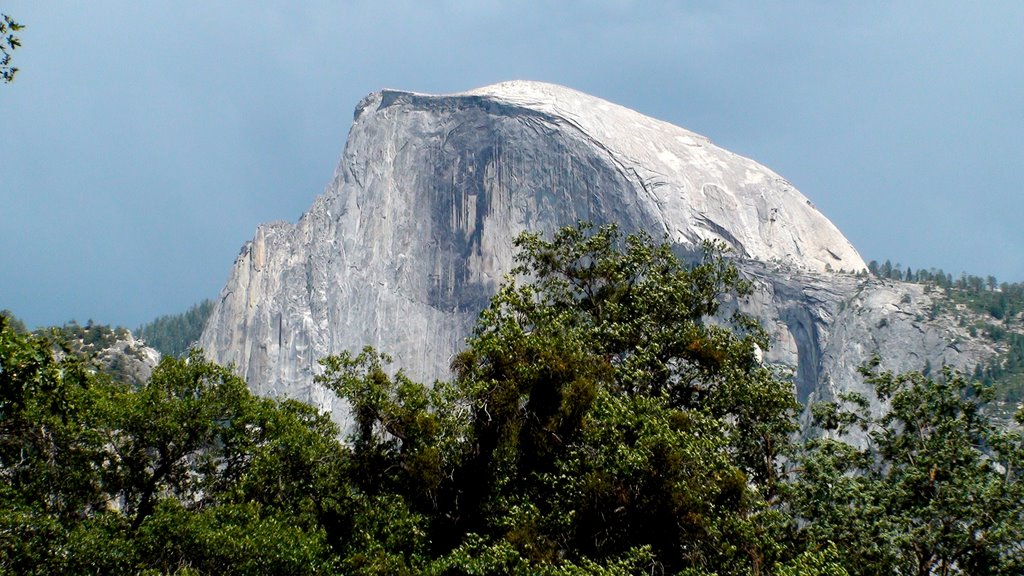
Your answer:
199,82 -> 977,428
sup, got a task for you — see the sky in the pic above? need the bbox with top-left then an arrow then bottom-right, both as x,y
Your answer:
2,2 -> 1023,329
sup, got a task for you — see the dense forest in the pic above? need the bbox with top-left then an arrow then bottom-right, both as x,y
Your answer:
3,226 -> 1023,575
136,299 -> 215,358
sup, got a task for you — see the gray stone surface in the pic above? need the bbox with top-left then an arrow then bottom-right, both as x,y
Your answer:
199,81 -> 988,427
737,264 -> 993,426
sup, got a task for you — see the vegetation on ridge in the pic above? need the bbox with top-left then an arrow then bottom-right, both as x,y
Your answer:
867,259 -> 1024,408
2,224 -> 1022,575
136,299 -> 215,358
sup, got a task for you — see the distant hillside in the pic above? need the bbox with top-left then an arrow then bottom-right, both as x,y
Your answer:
136,299 -> 214,357
0,310 -> 160,386
3,299 -> 215,361
867,259 -> 1024,415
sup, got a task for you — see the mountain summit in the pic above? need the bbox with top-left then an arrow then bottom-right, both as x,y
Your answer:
200,82 -> 974,425
460,81 -> 865,272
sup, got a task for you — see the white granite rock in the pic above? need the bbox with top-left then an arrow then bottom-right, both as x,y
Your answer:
199,81 -> 984,427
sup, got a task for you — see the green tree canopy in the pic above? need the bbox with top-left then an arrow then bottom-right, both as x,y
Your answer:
317,223 -> 802,574
0,318 -> 342,575
791,362 -> 1024,575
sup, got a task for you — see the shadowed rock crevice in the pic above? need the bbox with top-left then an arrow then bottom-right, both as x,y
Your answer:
779,307 -> 822,405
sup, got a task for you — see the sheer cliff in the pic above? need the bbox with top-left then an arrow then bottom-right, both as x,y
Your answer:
199,81 -> 988,425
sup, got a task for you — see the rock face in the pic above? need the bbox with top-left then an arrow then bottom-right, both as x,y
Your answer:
738,264 -> 994,422
200,81 -> 986,426
55,326 -> 161,386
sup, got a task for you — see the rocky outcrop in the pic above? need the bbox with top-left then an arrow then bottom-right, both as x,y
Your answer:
199,81 -> 982,426
739,264 -> 993,421
54,326 -> 161,386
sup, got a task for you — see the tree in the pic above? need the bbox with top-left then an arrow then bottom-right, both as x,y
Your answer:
318,223 -> 802,574
881,259 -> 894,279
0,310 -> 26,334
790,362 -> 1024,575
0,315 -> 104,522
0,318 -> 342,575
1,13 -> 23,83
96,350 -> 259,530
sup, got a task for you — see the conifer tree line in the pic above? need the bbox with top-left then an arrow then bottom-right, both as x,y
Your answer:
3,224 -> 1023,575
136,300 -> 215,358
868,258 -> 1024,319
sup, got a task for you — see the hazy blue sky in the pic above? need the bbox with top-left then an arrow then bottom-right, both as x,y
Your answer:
2,2 -> 1023,329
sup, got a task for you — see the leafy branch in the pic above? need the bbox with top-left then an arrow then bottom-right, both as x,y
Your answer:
1,13 -> 24,83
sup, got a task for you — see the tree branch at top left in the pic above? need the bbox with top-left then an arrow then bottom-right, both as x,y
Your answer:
1,13 -> 24,83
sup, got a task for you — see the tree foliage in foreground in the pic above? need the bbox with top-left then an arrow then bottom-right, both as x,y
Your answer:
791,363 -> 1024,575
317,223 -> 804,574
0,321 -> 342,575
3,223 -> 1023,574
